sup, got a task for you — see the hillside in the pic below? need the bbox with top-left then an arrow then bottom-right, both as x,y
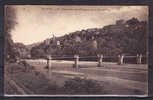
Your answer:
26,41 -> 42,50
30,17 -> 147,58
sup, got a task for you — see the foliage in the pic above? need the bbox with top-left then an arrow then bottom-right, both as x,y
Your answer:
31,46 -> 46,58
4,6 -> 19,62
14,43 -> 30,58
30,17 -> 147,58
63,77 -> 103,94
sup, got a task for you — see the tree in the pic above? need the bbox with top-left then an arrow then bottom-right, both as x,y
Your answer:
126,17 -> 139,26
31,46 -> 46,58
124,18 -> 147,55
4,6 -> 18,62
14,43 -> 30,58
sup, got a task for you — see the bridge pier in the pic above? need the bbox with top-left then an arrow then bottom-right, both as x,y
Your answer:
97,54 -> 103,67
118,55 -> 124,65
74,55 -> 79,69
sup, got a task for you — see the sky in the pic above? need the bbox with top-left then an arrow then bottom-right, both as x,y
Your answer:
8,5 -> 148,45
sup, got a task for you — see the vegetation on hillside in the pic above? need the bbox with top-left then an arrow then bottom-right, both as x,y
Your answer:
31,18 -> 147,58
4,6 -> 147,60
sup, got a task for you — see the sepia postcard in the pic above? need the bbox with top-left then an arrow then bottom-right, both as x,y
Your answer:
4,5 -> 148,97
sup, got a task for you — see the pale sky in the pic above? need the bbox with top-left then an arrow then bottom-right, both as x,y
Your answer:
9,5 -> 148,45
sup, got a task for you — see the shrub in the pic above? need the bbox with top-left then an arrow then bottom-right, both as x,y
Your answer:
63,77 -> 103,94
